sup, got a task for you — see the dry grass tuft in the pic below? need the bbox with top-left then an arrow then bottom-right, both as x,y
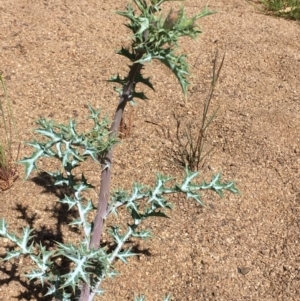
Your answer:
0,73 -> 19,191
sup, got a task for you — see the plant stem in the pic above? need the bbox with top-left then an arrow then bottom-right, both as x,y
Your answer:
91,60 -> 143,249
79,58 -> 143,301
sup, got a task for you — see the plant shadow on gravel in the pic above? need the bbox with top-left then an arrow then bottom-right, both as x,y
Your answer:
0,262 -> 52,301
32,172 -> 77,199
0,174 -> 79,301
0,201 -> 68,300
0,171 -> 153,301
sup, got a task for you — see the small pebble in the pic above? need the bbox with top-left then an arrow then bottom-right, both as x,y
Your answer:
238,267 -> 250,275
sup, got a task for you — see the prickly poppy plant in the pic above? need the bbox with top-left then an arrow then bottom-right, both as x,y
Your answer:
0,1 -> 238,301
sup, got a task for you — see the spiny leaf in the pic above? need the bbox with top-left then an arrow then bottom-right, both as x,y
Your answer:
117,248 -> 137,264
0,218 -> 7,236
19,148 -> 43,179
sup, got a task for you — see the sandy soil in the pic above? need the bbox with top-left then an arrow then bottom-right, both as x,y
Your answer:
0,0 -> 300,300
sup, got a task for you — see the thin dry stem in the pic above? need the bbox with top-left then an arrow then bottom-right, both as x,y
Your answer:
0,73 -> 20,190
169,50 -> 226,171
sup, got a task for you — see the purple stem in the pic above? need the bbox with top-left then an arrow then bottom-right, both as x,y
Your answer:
79,59 -> 143,301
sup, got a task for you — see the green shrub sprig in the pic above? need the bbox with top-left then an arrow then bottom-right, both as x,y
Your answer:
0,1 -> 238,300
